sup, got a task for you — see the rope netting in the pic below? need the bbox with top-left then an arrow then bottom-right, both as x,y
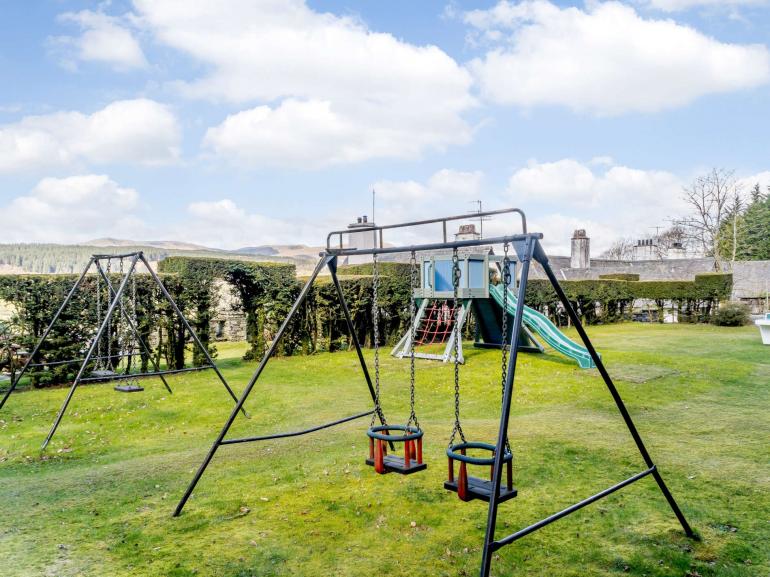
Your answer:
414,300 -> 461,345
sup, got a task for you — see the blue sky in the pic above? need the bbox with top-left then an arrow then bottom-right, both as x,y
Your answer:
1,0 -> 769,254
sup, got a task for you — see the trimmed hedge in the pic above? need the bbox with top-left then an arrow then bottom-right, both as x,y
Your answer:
525,273 -> 733,324
0,257 -> 735,387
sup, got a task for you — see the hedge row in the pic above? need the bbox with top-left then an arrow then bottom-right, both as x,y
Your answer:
525,273 -> 732,323
0,257 -> 734,387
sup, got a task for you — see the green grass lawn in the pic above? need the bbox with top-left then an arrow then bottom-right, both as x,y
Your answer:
0,323 -> 768,577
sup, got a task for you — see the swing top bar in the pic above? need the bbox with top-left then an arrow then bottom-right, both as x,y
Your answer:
91,251 -> 144,260
325,207 -> 531,255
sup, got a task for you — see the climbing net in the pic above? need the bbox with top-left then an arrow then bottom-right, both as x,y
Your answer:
414,300 -> 461,345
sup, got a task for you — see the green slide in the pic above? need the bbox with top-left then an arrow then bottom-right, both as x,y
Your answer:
489,284 -> 596,369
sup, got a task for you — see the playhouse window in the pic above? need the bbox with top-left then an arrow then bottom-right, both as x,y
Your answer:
434,259 -> 463,291
468,259 -> 484,289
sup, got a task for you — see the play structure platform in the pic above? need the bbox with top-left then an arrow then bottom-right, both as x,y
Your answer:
391,253 -> 595,368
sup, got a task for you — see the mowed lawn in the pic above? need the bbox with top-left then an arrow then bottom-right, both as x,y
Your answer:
0,324 -> 768,577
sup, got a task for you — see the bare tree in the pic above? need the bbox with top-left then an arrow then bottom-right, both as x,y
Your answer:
673,168 -> 742,271
600,237 -> 635,260
653,225 -> 687,258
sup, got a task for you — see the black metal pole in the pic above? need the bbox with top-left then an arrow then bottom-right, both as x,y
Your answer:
538,254 -> 695,538
328,257 -> 392,449
94,259 -> 173,394
139,254 -> 246,417
0,257 -> 95,411
41,254 -> 140,450
479,237 -> 534,577
172,255 -> 331,517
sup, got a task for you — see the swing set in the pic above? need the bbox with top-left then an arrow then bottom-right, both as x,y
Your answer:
0,251 -> 245,449
173,208 -> 695,577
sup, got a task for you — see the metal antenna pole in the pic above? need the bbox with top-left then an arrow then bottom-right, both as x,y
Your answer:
94,260 -> 173,394
139,254 -> 247,417
41,254 -> 140,449
0,257 -> 95,411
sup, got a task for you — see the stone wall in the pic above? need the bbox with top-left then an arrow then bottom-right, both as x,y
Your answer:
209,279 -> 247,341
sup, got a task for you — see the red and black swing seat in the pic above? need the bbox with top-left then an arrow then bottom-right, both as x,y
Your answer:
366,425 -> 426,475
444,441 -> 517,503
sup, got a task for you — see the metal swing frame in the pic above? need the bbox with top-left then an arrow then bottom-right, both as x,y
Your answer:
172,208 -> 695,577
0,251 -> 245,450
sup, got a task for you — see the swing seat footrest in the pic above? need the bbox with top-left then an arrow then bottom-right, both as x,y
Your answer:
365,455 -> 427,475
444,477 -> 517,503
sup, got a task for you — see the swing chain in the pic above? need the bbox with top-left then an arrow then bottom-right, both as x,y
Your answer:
95,266 -> 102,367
407,251 -> 419,430
501,243 -> 512,453
449,248 -> 465,446
370,253 -> 386,427
128,265 -> 138,382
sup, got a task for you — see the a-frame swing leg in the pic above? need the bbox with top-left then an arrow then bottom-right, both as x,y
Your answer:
327,257 -> 391,446
0,257 -> 96,411
94,260 -> 173,394
173,254 -> 390,516
539,253 -> 695,539
41,254 -> 141,450
478,238 -> 694,577
140,254 -> 247,417
479,236 -> 534,577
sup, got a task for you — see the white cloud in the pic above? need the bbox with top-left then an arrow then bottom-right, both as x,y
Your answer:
52,9 -> 147,71
368,169 -> 486,244
3,175 -> 143,243
738,171 -> 770,193
505,158 -> 689,253
465,1 -> 770,115
0,99 -> 181,173
642,0 -> 767,12
508,158 -> 684,207
177,199 -> 328,248
133,0 -> 475,168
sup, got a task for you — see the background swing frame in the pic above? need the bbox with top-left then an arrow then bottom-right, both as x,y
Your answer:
0,251 -> 246,450
172,208 -> 695,577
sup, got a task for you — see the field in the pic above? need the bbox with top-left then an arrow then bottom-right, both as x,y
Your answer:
0,324 -> 768,577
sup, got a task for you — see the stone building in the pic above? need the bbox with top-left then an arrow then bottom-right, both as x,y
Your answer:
539,230 -> 769,314
210,279 -> 247,341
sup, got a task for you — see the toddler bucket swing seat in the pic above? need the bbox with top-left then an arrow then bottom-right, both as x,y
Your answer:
366,252 -> 426,475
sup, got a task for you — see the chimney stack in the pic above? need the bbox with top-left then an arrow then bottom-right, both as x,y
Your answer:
570,229 -> 590,269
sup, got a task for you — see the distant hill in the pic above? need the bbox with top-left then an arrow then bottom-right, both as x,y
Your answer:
85,238 -> 221,251
236,246 -> 279,256
0,243 -> 304,275
236,244 -> 324,259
